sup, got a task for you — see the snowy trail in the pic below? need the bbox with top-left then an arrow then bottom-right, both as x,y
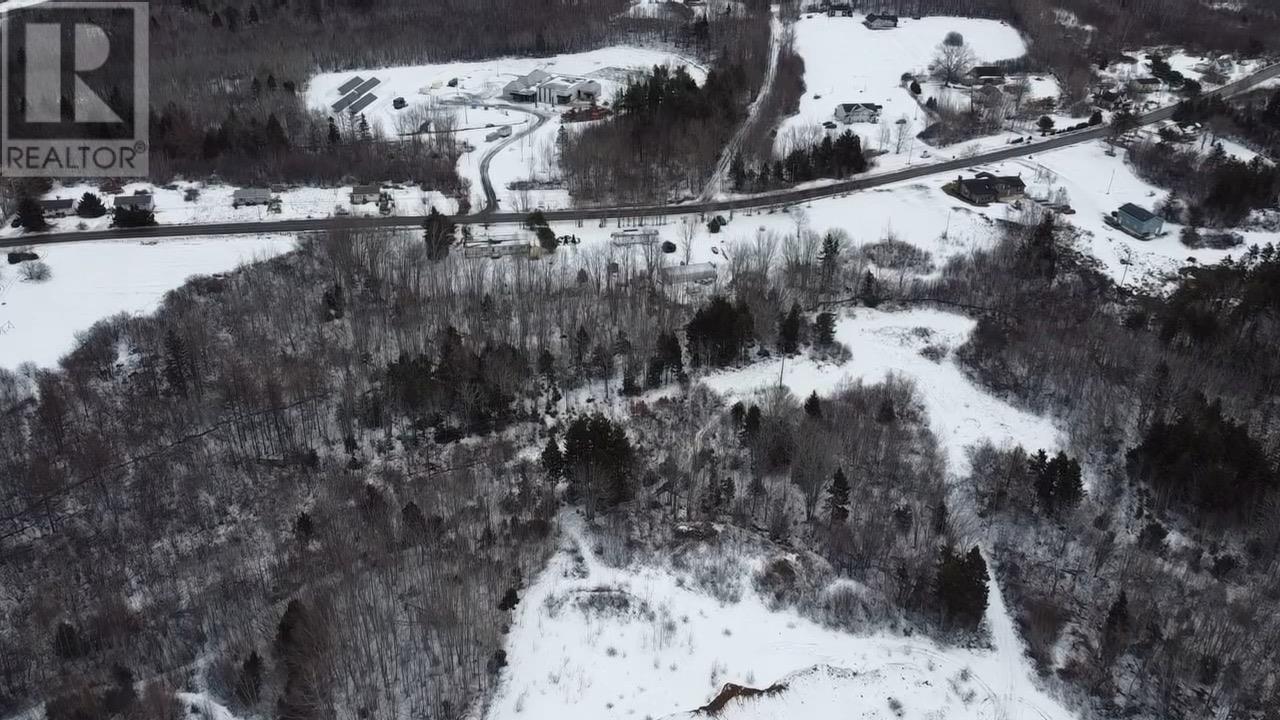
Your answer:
699,5 -> 785,202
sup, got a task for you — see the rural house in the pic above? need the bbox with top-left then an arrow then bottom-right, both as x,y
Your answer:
232,188 -> 273,207
863,13 -> 898,29
955,173 -> 1025,204
503,69 -> 552,102
1115,203 -> 1164,238
38,198 -> 74,218
350,184 -> 381,204
970,66 -> 1006,85
504,69 -> 601,105
1094,88 -> 1124,110
834,102 -> 883,124
1131,77 -> 1163,93
114,193 -> 154,212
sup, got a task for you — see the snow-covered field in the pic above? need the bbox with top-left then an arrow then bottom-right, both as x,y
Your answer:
306,46 -> 707,210
777,14 -> 1036,163
0,235 -> 295,369
487,513 -> 1077,720
973,141 -> 1278,287
699,309 -> 1060,474
0,181 -> 455,240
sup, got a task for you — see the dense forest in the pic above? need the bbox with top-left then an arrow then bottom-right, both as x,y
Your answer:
923,214 -> 1280,719
558,5 -> 773,203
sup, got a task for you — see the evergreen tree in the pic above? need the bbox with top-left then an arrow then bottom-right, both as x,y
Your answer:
935,545 -> 990,631
401,501 -> 428,544
876,396 -> 896,424
814,312 -> 836,347
327,116 -> 341,145
15,198 -> 47,230
825,467 -> 850,523
423,207 -> 454,262
294,511 -> 313,544
859,270 -> 881,308
777,302 -> 802,354
818,233 -> 841,292
163,329 -> 190,398
112,205 -> 156,228
76,192 -> 106,218
235,650 -> 263,706
910,79 -> 922,94
804,391 -> 822,419
265,113 -> 289,149
1100,590 -> 1129,666
742,405 -> 761,441
541,433 -> 564,482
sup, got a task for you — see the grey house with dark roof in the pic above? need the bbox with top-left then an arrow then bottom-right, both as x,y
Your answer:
956,173 -> 1025,204
1116,203 -> 1164,237
38,198 -> 75,217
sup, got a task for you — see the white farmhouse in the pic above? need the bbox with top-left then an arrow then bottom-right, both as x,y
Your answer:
834,102 -> 883,124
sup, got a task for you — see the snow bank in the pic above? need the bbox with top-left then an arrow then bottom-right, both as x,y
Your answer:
779,14 -> 1028,156
0,235 -> 295,369
486,513 -> 1078,720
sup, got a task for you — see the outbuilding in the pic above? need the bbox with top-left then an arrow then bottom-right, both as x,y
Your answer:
1116,203 -> 1164,238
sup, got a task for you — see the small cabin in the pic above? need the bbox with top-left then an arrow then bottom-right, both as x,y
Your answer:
1116,203 -> 1164,238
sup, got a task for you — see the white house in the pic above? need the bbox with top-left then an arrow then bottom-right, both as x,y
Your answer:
834,102 -> 883,124
38,198 -> 74,217
114,192 -> 153,212
232,188 -> 273,207
504,69 -> 600,105
350,184 -> 381,204
863,13 -> 898,29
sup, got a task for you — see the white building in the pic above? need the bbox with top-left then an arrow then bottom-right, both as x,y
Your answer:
862,13 -> 898,29
834,102 -> 883,124
504,69 -> 601,105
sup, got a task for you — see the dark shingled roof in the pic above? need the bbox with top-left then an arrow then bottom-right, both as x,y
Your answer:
1119,203 -> 1156,222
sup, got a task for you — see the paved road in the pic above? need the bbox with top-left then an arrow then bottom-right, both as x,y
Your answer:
5,63 -> 1278,250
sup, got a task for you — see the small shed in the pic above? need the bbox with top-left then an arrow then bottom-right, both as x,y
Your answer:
350,184 -> 381,204
38,198 -> 75,217
660,263 -> 717,285
1116,203 -> 1163,238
